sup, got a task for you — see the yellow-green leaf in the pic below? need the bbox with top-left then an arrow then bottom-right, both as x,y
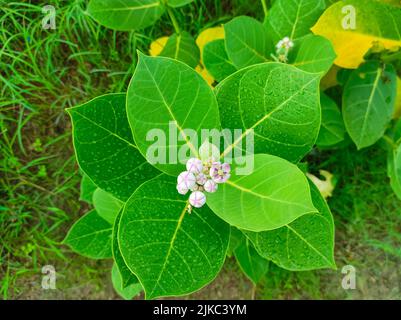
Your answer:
312,0 -> 401,68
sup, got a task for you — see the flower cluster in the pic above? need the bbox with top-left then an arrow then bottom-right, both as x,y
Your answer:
273,36 -> 294,63
176,156 -> 231,213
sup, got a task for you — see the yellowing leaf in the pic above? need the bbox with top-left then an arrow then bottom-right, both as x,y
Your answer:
306,170 -> 335,199
395,77 -> 401,119
196,26 -> 225,62
195,65 -> 214,86
149,27 -> 224,85
311,0 -> 401,68
149,36 -> 169,56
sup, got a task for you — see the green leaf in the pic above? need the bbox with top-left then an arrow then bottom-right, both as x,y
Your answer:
265,0 -> 326,44
388,143 -> 401,200
113,209 -> 139,289
159,32 -> 200,68
203,39 -> 237,82
127,54 -> 220,176
291,34 -> 336,75
93,188 -> 123,225
111,264 -> 142,300
166,0 -> 194,7
227,227 -> 244,257
234,237 -> 269,284
80,174 -> 97,204
343,61 -> 397,149
118,175 -> 230,299
245,180 -> 336,271
87,0 -> 165,31
216,62 -> 321,162
224,16 -> 273,69
316,93 -> 345,147
64,210 -> 112,259
67,94 -> 159,201
207,154 -> 317,232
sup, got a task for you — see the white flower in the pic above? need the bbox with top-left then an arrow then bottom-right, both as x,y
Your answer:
186,158 -> 203,173
276,36 -> 294,50
189,191 -> 206,208
204,180 -> 218,193
177,171 -> 196,190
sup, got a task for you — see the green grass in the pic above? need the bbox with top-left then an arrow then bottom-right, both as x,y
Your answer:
1,0 -> 400,300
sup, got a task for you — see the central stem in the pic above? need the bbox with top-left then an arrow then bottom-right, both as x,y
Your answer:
261,0 -> 268,17
167,6 -> 181,34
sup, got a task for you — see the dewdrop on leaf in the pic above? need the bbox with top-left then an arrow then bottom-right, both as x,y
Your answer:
189,191 -> 206,208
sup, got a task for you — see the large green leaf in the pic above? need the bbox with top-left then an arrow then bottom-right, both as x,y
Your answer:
224,16 -> 272,69
203,39 -> 237,82
159,32 -> 200,68
234,237 -> 269,284
93,188 -> 123,225
87,0 -> 165,31
245,181 -> 336,271
64,210 -> 112,259
80,174 -> 97,204
118,175 -> 230,299
111,264 -> 142,300
127,54 -> 220,176
291,34 -> 336,75
343,61 -> 397,149
166,0 -> 194,7
67,94 -> 159,201
265,0 -> 326,44
207,154 -> 317,232
112,209 -> 140,289
388,143 -> 401,200
216,62 -> 321,162
316,93 -> 345,147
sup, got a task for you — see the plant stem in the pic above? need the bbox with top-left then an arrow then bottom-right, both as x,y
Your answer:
261,0 -> 268,17
381,50 -> 401,63
382,135 -> 396,149
167,6 -> 181,34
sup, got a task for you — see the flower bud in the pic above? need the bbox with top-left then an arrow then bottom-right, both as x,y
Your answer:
176,184 -> 188,195
204,179 -> 218,193
177,171 -> 196,190
186,158 -> 203,173
196,173 -> 207,185
189,191 -> 206,208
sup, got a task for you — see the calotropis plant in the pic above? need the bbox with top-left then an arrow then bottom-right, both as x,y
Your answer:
64,52 -> 336,299
64,0 -> 401,299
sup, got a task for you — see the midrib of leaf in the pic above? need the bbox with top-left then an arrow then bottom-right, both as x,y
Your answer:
92,1 -> 161,13
174,34 -> 181,60
221,75 -> 317,157
290,0 -> 302,40
141,59 -> 199,157
149,202 -> 188,298
285,223 -> 333,266
69,109 -> 138,150
225,179 -> 314,210
229,31 -> 269,62
67,227 -> 112,241
321,122 -> 343,140
358,67 -> 382,147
